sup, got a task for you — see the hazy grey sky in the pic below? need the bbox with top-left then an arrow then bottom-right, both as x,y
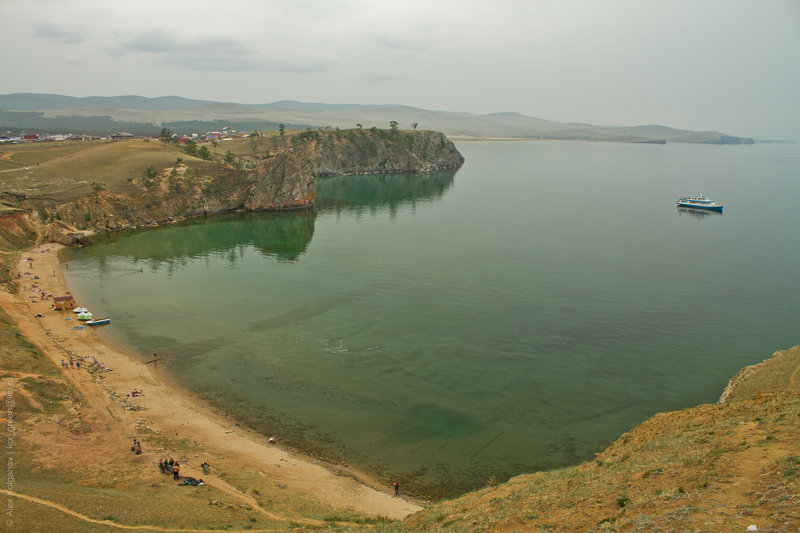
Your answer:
1,0 -> 798,139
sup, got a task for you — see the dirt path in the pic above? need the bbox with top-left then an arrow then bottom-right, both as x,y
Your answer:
4,244 -> 422,523
12,491 -> 313,532
789,360 -> 800,389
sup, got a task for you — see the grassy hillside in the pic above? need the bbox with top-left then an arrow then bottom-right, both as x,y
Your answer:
0,138 -> 263,205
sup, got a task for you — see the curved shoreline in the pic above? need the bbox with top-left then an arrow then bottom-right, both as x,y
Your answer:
6,243 -> 422,520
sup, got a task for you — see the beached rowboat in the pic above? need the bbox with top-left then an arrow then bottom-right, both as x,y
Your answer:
85,317 -> 110,326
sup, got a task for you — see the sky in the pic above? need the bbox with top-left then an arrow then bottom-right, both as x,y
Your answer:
1,0 -> 798,140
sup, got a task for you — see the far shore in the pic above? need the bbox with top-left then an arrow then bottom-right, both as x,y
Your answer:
4,243 -> 422,520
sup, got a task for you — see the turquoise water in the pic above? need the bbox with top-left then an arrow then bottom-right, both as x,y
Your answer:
63,141 -> 800,497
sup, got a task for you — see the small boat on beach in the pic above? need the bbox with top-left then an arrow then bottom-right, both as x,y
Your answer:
76,311 -> 93,321
86,317 -> 110,326
677,194 -> 723,212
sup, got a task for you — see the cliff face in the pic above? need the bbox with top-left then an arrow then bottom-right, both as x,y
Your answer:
4,129 -> 462,246
306,129 -> 465,176
0,211 -> 39,251
244,151 -> 316,211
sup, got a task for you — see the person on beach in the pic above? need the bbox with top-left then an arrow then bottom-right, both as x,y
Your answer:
201,461 -> 209,474
173,463 -> 180,480
394,481 -> 399,496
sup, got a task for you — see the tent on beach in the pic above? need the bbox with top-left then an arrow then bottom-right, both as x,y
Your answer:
53,296 -> 76,310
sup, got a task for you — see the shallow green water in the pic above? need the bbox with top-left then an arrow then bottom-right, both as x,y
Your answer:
63,141 -> 800,497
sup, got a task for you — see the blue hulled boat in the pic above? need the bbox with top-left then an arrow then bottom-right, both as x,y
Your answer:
677,195 -> 723,212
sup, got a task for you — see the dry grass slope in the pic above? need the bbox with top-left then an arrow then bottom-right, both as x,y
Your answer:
0,140 -> 210,202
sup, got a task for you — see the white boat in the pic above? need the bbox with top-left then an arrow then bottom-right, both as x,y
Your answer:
73,307 -> 88,313
677,195 -> 723,212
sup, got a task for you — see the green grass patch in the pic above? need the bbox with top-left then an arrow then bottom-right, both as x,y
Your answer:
0,308 -> 60,376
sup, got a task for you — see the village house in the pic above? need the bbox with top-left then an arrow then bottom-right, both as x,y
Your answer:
111,131 -> 136,140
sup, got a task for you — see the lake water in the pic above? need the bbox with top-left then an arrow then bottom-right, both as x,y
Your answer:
62,141 -> 800,498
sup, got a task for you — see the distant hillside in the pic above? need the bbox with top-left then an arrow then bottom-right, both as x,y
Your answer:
0,93 -> 756,144
0,93 -> 217,111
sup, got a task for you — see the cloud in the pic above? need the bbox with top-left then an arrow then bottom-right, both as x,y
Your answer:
360,73 -> 403,84
32,23 -> 84,44
124,30 -> 247,56
117,28 -> 330,73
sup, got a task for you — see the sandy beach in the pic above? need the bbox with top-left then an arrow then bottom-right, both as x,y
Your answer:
3,243 -> 421,521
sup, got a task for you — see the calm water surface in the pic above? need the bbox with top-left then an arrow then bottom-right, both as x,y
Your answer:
63,141 -> 800,497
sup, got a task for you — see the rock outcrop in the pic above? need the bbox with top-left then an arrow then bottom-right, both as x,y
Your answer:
307,129 -> 464,176
0,210 -> 39,251
244,151 -> 316,211
719,344 -> 800,403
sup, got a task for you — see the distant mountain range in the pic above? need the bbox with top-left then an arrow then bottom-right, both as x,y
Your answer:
0,93 -> 759,144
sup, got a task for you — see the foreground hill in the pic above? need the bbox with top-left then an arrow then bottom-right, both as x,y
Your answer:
0,92 -> 755,144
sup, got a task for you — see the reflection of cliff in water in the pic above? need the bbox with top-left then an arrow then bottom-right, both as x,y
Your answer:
72,172 -> 455,272
314,171 -> 456,216
86,211 -> 316,269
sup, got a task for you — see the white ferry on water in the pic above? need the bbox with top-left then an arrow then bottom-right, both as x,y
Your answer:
677,195 -> 723,212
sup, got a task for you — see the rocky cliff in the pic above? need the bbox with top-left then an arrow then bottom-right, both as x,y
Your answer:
304,128 -> 464,176
1,129 -> 462,246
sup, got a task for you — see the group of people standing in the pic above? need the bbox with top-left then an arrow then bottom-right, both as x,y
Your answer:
159,458 -> 181,479
158,458 -> 206,486
60,356 -> 80,369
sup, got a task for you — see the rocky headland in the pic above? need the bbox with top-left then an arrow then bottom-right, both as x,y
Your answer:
0,129 -> 463,247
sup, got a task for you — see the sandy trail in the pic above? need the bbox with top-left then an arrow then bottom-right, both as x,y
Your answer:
4,244 -> 421,521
